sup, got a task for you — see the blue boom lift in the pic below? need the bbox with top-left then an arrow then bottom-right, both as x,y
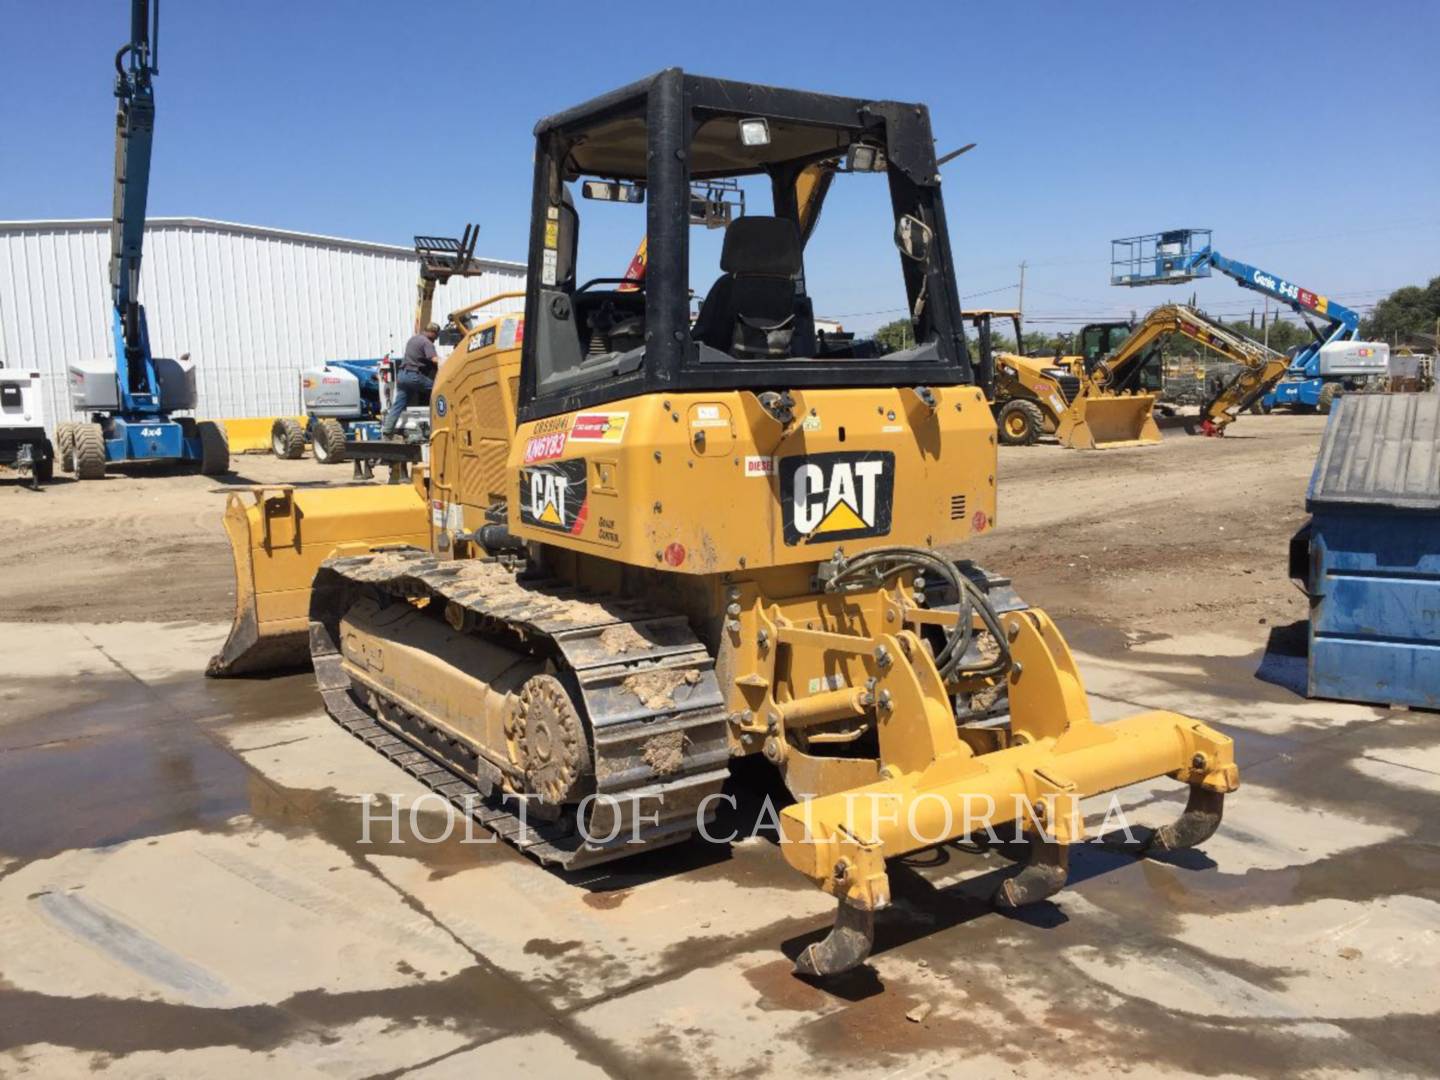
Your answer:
1111,229 -> 1383,416
56,0 -> 228,480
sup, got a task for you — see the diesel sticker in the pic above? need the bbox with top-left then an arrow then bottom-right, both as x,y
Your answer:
519,459 -> 588,534
780,451 -> 894,546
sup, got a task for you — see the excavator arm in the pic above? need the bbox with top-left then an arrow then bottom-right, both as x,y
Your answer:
1159,306 -> 1291,436
1088,304 -> 1292,437
1086,310 -> 1173,393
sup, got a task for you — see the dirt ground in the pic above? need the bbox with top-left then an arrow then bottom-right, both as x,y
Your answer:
4,413 -> 1439,1078
0,414 -> 1321,639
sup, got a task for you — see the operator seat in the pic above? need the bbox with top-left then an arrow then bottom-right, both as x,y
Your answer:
694,216 -> 812,358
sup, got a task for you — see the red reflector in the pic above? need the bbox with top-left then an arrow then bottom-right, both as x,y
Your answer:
971,510 -> 988,533
514,318 -> 525,345
663,542 -> 686,567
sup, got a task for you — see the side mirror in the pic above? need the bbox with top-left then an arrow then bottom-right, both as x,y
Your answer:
582,180 -> 645,204
845,144 -> 887,172
894,215 -> 933,262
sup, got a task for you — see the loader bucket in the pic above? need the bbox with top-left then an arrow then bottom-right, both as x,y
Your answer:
1055,393 -> 1161,450
207,483 -> 430,677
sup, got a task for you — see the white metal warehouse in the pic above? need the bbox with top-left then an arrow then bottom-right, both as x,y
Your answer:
0,217 -> 525,432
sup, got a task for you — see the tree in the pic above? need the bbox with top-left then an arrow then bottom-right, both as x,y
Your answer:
1021,331 -> 1068,357
1218,316 -> 1309,354
873,318 -> 915,354
1361,277 -> 1440,344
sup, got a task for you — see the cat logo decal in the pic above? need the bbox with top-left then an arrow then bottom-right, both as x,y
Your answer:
780,451 -> 894,545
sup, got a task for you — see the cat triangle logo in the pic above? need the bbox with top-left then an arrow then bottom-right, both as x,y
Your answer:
780,451 -> 895,546
526,466 -> 576,529
816,499 -> 867,534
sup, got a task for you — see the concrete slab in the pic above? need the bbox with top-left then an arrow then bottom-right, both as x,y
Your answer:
1,616 -> 1437,1078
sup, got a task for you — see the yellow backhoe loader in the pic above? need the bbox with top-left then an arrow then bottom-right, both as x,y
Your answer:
1053,317 -> 1164,450
209,71 -> 1237,975
965,309 -> 1081,446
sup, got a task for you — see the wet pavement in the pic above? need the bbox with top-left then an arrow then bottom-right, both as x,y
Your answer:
1,618 -> 1437,1078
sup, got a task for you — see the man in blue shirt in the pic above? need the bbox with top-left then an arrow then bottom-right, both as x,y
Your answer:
383,322 -> 440,438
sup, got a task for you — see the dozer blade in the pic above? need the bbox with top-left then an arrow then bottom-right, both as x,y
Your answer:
1055,393 -> 1161,450
216,417 -> 305,454
207,483 -> 429,677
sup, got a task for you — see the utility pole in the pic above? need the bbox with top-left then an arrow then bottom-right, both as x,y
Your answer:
1018,260 -> 1027,317
1263,295 -> 1271,352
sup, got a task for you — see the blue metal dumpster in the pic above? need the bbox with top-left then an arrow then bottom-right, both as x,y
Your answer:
1289,394 -> 1440,709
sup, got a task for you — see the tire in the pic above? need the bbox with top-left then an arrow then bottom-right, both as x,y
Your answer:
271,416 -> 305,459
1317,383 -> 1339,415
1259,399 -> 1273,415
311,418 -> 347,464
56,422 -> 76,473
996,400 -> 1044,446
197,420 -> 230,476
73,423 -> 107,480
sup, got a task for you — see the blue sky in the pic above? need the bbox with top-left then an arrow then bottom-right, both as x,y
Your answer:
6,0 -> 1437,334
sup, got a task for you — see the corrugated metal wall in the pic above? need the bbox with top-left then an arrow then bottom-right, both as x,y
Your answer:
0,218 -> 526,429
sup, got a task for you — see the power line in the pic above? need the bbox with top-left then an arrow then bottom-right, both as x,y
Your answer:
830,281 -> 1019,320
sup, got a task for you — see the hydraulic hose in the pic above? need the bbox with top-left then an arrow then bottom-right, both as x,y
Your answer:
824,546 -> 1011,681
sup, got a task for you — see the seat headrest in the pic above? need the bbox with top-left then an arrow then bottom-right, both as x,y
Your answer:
720,216 -> 802,277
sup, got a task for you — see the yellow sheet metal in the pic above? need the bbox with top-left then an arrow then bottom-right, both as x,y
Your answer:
216,417 -> 304,454
207,482 -> 430,676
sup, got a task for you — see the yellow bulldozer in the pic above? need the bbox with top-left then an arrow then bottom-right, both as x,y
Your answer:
209,71 -> 1237,976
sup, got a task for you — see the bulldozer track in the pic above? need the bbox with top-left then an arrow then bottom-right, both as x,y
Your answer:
309,550 -> 732,871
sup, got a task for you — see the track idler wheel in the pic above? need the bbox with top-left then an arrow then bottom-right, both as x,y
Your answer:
993,838 -> 1069,909
1141,786 -> 1225,855
513,674 -> 591,805
794,899 -> 875,978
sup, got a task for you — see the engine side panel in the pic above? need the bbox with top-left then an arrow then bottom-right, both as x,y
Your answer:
507,386 -> 998,574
